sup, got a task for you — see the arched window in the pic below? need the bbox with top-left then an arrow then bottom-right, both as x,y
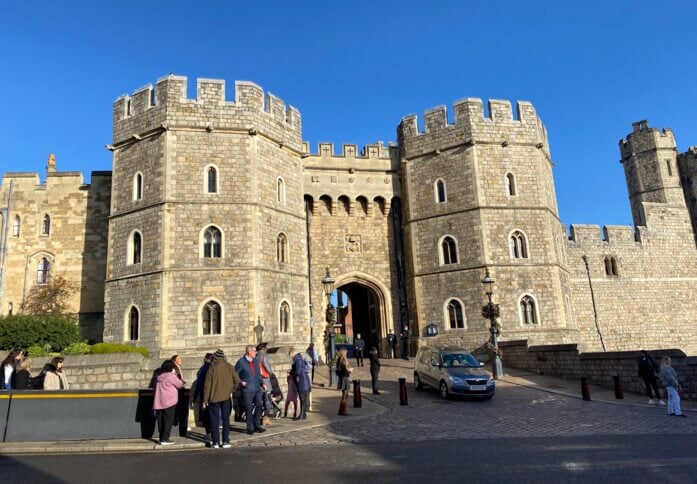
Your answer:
206,166 -> 218,194
446,299 -> 465,329
505,173 -> 517,196
37,257 -> 50,284
203,226 -> 222,258
41,214 -> 51,236
128,306 -> 139,341
202,301 -> 222,335
435,179 -> 447,203
319,195 -> 332,215
440,236 -> 458,265
356,196 -> 368,215
509,230 -> 528,259
12,215 -> 20,237
520,295 -> 539,325
374,196 -> 386,217
128,230 -> 142,265
133,172 -> 143,201
338,195 -> 350,215
277,233 -> 287,263
277,177 -> 286,204
279,301 -> 291,333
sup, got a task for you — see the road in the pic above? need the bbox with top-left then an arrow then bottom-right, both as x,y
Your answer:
2,434 -> 697,483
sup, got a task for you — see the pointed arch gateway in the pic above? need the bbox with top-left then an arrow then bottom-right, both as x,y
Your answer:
332,271 -> 394,357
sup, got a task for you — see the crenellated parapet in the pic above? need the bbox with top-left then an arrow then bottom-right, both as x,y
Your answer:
566,224 -> 642,246
112,75 -> 302,151
619,120 -> 676,161
398,98 -> 548,158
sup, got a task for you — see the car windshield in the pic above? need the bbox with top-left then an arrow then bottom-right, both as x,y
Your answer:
442,353 -> 479,368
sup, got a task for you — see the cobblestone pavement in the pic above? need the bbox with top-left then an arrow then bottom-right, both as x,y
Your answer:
235,359 -> 697,447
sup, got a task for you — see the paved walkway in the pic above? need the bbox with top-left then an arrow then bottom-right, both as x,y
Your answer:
1,360 -> 694,455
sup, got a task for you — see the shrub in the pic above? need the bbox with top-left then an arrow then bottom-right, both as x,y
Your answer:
89,342 -> 149,358
0,315 -> 81,352
62,341 -> 92,356
27,345 -> 48,357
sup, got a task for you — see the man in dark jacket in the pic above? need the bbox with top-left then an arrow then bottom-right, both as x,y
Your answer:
386,331 -> 397,359
193,353 -> 213,443
235,345 -> 266,435
401,326 -> 411,360
638,350 -> 665,405
368,347 -> 381,394
354,333 -> 366,366
291,353 -> 311,419
203,349 -> 240,448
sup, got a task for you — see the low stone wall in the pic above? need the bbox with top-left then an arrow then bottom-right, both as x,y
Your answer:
499,340 -> 697,397
0,350 -> 293,393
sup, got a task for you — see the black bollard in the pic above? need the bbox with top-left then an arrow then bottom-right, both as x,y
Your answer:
613,375 -> 624,399
399,377 -> 408,406
353,379 -> 362,408
581,377 -> 591,401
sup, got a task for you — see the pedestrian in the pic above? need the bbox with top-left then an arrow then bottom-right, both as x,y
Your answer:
12,358 -> 33,390
660,356 -> 686,418
203,349 -> 240,448
306,342 -> 319,383
1,350 -> 22,390
638,350 -> 665,405
193,353 -> 213,443
284,369 -> 299,419
256,342 -> 275,423
354,333 -> 365,367
43,357 -> 69,390
336,348 -> 353,416
235,345 -> 267,435
291,352 -> 311,420
153,360 -> 184,445
386,330 -> 397,359
368,347 -> 381,395
170,354 -> 183,381
401,326 -> 411,360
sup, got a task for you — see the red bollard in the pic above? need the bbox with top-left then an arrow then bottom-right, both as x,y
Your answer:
581,377 -> 591,401
399,377 -> 408,405
353,379 -> 362,408
613,375 -> 624,399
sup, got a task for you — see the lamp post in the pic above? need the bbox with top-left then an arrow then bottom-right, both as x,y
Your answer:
321,267 -> 337,386
482,268 -> 503,379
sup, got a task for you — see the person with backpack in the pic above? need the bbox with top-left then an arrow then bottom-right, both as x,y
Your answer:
153,360 -> 185,445
291,353 -> 311,420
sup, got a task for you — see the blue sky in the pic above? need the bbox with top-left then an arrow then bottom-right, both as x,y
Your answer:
1,1 -> 696,228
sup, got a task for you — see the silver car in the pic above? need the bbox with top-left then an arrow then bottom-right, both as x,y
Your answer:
413,346 -> 495,399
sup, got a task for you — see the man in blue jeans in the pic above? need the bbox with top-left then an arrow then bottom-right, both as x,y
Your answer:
202,349 -> 240,449
235,345 -> 267,435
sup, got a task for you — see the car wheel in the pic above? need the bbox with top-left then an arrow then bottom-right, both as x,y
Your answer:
439,381 -> 449,400
414,372 -> 423,391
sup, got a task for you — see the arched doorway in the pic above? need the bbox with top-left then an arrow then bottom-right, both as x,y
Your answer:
333,273 -> 392,356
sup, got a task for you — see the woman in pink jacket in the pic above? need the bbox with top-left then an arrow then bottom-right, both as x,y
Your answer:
153,360 -> 185,445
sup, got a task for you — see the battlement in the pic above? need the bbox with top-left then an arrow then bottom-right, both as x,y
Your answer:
619,120 -> 676,160
112,75 -> 302,147
567,224 -> 642,246
302,141 -> 395,159
398,98 -> 546,158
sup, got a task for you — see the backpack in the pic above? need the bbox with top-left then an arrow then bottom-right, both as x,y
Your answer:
32,371 -> 46,390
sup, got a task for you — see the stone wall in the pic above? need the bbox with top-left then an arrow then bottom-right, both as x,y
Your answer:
499,340 -> 697,396
0,350 -> 292,393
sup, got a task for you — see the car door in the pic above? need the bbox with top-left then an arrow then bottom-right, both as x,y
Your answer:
424,351 -> 439,387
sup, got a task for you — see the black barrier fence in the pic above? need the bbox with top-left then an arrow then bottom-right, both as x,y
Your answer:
0,389 -> 190,442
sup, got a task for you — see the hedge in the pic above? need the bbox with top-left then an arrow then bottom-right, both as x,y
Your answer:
0,315 -> 81,352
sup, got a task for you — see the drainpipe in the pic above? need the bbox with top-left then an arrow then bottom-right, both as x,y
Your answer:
305,197 -> 314,343
582,255 -> 606,351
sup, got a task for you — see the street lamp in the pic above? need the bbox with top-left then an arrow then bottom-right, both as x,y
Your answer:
321,267 -> 337,386
482,268 -> 503,379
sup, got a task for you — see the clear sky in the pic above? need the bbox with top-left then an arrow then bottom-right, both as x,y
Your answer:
1,1 -> 696,228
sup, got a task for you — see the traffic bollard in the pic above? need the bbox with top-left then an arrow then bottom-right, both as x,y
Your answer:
613,375 -> 624,399
353,379 -> 362,408
581,376 -> 591,401
399,377 -> 408,405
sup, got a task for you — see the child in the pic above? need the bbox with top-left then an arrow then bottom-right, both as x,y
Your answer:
154,360 -> 185,445
284,370 -> 299,419
660,356 -> 686,418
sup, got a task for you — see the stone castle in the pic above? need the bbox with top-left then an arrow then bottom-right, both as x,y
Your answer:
1,75 -> 697,359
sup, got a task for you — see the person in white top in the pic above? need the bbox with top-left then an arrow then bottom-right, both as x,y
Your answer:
1,350 -> 22,390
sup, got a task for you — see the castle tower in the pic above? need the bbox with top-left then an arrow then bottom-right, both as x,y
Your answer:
620,120 -> 685,227
104,76 -> 308,357
677,146 -> 697,238
398,99 -> 573,349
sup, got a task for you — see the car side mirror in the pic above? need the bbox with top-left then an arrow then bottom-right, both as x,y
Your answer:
479,362 -> 485,367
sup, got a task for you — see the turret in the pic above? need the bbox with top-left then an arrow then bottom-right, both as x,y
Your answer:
620,120 -> 684,226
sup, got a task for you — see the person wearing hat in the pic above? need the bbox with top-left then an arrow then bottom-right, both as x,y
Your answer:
203,349 -> 240,448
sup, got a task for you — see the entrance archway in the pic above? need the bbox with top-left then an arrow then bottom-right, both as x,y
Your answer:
334,272 -> 392,356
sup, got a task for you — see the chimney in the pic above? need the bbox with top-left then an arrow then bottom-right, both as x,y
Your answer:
46,153 -> 56,174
